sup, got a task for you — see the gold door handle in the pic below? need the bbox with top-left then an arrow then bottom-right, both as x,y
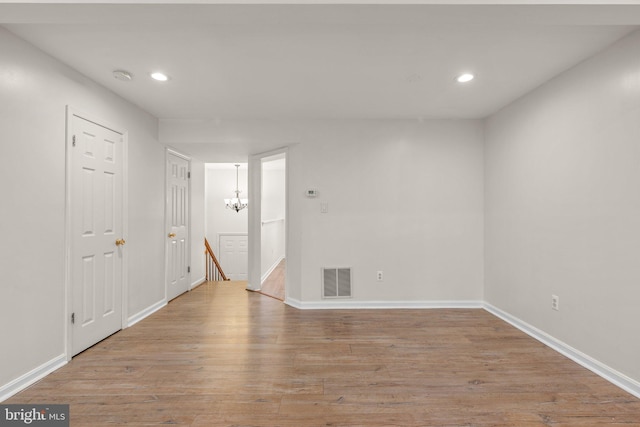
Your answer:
115,239 -> 126,246
168,233 -> 176,238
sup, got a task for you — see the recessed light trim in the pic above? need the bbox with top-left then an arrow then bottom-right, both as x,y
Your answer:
113,70 -> 133,81
151,72 -> 169,82
456,73 -> 475,83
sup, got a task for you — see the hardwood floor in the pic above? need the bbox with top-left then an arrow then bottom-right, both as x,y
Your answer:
259,258 -> 285,301
7,281 -> 640,426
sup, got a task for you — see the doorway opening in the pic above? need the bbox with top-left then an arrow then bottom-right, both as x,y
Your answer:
204,150 -> 288,302
258,154 -> 286,301
247,148 -> 288,302
204,163 -> 249,282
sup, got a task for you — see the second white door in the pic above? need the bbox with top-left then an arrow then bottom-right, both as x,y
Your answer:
166,150 -> 190,301
219,234 -> 248,280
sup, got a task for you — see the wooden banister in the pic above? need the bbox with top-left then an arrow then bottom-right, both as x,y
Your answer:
205,238 -> 230,281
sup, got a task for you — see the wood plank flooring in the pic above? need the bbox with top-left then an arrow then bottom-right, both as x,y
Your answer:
6,281 -> 640,426
259,258 -> 285,301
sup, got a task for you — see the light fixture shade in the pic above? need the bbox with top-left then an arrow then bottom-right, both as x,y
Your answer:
224,164 -> 248,212
224,197 -> 248,213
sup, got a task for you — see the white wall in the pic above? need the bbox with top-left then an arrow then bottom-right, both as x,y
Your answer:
204,165 -> 248,255
0,27 -> 165,396
261,159 -> 286,281
190,158 -> 206,286
485,29 -> 640,383
289,120 -> 485,303
204,120 -> 485,303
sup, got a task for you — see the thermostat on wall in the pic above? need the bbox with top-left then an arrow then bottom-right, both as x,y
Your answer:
306,189 -> 319,198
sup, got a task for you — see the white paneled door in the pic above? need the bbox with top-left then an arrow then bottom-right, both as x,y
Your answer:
70,114 -> 124,356
219,234 -> 248,280
166,150 -> 190,301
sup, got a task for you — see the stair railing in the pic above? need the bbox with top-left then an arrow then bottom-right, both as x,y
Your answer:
205,238 -> 230,281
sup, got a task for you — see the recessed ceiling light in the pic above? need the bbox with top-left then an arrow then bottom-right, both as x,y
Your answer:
456,73 -> 475,83
113,70 -> 133,81
151,72 -> 169,82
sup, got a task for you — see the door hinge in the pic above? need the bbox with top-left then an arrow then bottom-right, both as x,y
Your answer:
187,266 -> 191,273
72,135 -> 76,147
71,313 -> 75,324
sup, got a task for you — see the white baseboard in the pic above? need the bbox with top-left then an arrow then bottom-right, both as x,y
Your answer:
286,298 -> 483,310
261,256 -> 285,284
190,276 -> 206,290
0,354 -> 67,402
484,303 -> 640,399
127,299 -> 167,327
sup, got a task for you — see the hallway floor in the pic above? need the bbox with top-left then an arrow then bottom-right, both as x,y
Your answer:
259,258 -> 285,301
6,281 -> 640,426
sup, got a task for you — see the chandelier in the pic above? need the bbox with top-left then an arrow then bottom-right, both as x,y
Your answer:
224,164 -> 248,212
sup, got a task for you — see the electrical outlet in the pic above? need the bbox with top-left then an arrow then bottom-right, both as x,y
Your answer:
551,295 -> 559,311
376,271 -> 383,281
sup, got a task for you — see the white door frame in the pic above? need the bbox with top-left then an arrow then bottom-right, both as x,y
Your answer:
164,147 -> 191,300
64,106 -> 129,361
247,147 -> 288,300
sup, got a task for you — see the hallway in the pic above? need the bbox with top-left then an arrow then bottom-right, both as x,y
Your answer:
6,281 -> 640,425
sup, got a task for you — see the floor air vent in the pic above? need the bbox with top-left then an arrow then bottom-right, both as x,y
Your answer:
322,268 -> 352,298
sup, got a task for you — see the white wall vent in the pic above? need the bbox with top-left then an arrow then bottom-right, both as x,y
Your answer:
322,268 -> 352,298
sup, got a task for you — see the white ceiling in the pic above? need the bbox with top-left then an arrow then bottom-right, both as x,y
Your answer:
1,1 -> 639,160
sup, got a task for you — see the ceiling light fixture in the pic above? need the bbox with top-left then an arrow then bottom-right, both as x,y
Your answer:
113,70 -> 133,81
150,72 -> 169,82
456,73 -> 475,83
224,164 -> 248,213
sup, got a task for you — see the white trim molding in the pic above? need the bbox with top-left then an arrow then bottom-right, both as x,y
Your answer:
166,147 -> 192,161
484,303 -> 640,399
127,299 -> 167,328
0,354 -> 67,402
286,298 -> 483,310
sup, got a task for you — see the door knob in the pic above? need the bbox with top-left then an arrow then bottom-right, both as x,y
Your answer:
115,239 -> 126,246
168,233 -> 176,238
